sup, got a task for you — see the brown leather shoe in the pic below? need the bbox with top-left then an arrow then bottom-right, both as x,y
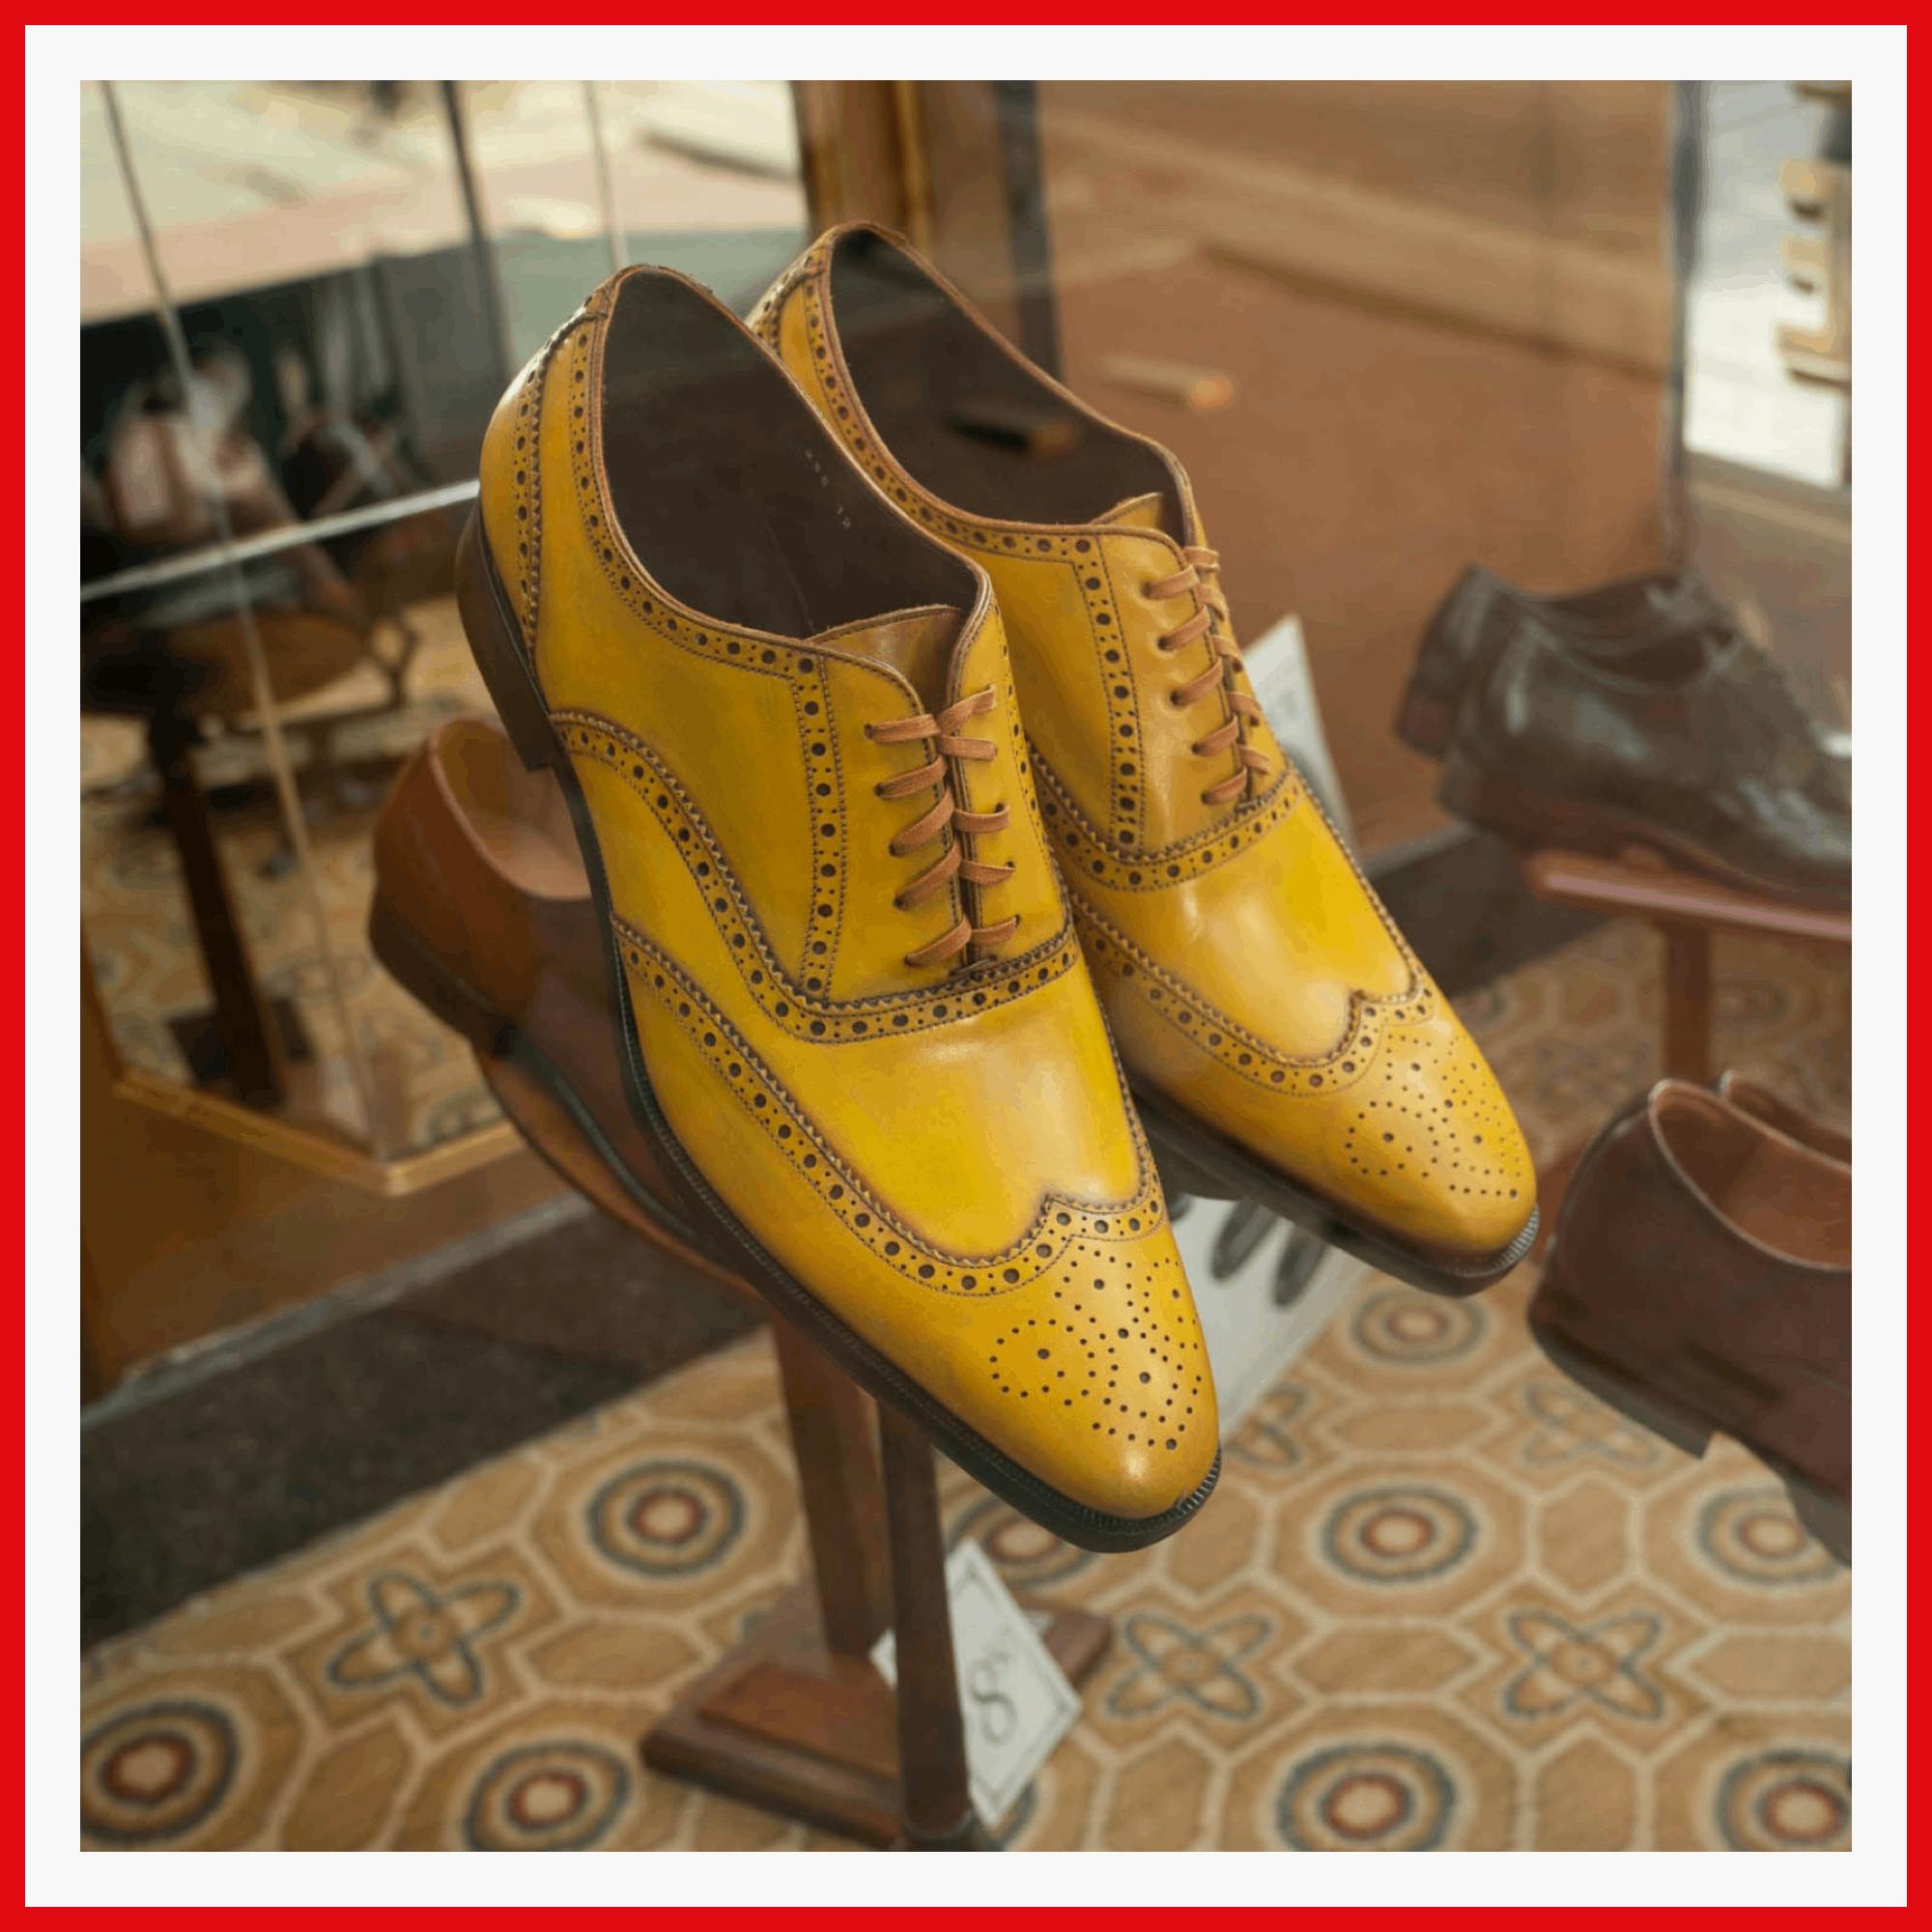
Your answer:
370,717 -> 741,1291
1530,1080 -> 1850,1561
1714,1069 -> 1851,1168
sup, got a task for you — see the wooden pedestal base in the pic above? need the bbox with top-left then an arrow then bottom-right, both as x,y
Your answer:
642,1584 -> 1111,1846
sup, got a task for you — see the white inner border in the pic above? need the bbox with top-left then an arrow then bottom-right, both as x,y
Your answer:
33,24 -> 1902,1908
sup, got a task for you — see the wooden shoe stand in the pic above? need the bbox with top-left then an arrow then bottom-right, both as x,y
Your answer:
1516,846 -> 1852,1235
477,1054 -> 1111,1850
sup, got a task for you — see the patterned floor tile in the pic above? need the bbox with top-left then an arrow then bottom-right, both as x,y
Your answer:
80,923 -> 1850,1850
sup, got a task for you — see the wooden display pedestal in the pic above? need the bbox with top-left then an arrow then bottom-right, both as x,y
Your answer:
1516,846 -> 1851,1239
643,1328 -> 1112,1848
481,1055 -> 1112,1851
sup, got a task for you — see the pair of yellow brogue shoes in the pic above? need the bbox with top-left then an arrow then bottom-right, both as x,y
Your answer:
456,222 -> 1537,1550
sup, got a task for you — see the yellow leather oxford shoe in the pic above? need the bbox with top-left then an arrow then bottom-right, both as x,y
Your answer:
462,266 -> 1217,1547
753,226 -> 1537,1294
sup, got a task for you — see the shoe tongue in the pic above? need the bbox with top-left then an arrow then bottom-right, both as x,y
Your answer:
810,605 -> 963,708
1094,490 -> 1171,535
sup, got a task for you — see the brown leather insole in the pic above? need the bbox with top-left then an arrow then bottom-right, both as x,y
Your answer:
440,718 -> 588,902
1657,1087 -> 1851,1266
828,228 -> 1183,533
598,272 -> 973,640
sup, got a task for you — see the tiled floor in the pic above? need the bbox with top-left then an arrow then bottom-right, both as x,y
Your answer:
80,918 -> 1851,1852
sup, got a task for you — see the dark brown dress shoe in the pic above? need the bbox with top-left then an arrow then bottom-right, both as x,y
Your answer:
1530,1080 -> 1850,1561
369,717 -> 737,1285
1397,566 -> 1850,904
1398,566 -> 1720,755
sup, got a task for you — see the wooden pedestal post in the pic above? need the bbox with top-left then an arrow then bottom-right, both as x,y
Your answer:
1517,848 -> 1852,1238
477,1045 -> 1111,1845
481,1046 -> 1110,1844
639,1326 -> 1109,1846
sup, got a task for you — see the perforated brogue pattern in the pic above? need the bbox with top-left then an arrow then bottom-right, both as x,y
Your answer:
1002,665 -> 1057,881
559,713 -> 1078,1035
1331,1023 -> 1531,1215
746,266 -> 796,353
1079,905 -> 1530,1213
618,929 -> 1170,1294
507,282 -> 627,648
506,356 -> 547,641
984,1249 -> 1208,1456
795,657 -> 844,988
1033,748 -> 1302,889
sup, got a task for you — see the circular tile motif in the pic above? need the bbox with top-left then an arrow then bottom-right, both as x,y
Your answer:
1351,1290 -> 1485,1365
81,1698 -> 239,1846
949,1493 -> 1094,1589
1715,1747 -> 1850,1851
1696,1486 -> 1838,1588
1713,975 -> 1792,1037
463,1741 -> 633,1851
586,1458 -> 745,1578
1276,1742 -> 1457,1850
1321,1484 -> 1477,1584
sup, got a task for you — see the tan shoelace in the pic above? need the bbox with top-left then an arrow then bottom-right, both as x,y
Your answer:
867,688 -> 1020,969
1147,545 -> 1274,807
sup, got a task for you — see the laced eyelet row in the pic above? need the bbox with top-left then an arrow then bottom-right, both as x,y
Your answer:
1144,546 -> 1275,808
866,687 -> 1020,969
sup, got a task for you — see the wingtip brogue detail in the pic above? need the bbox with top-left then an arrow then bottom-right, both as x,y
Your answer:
760,224 -> 1539,1293
465,260 -> 1216,1544
618,925 -> 1170,1289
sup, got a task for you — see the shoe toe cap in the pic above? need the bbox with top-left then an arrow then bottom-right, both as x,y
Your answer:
936,1217 -> 1220,1528
1304,1005 -> 1535,1260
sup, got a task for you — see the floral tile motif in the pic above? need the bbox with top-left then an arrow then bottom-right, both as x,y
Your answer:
326,1572 -> 521,1709
1506,1373 -> 1676,1479
1105,1608 -> 1275,1724
1225,1381 -> 1310,1473
1500,1608 -> 1664,1722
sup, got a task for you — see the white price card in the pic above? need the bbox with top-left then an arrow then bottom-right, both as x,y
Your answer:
871,1540 -> 1083,1827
